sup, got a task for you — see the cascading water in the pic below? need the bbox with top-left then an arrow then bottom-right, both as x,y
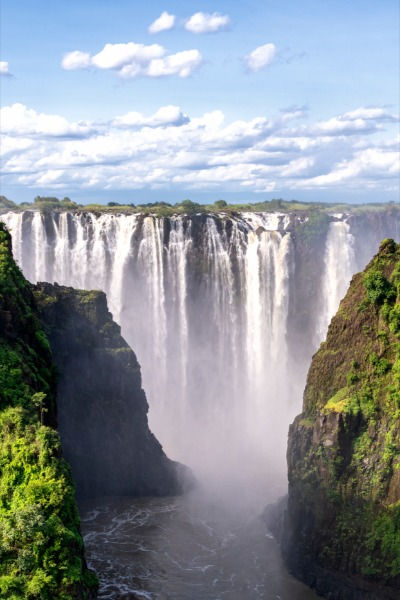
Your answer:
3,207 -> 399,599
317,217 -> 356,341
1,208 -> 398,507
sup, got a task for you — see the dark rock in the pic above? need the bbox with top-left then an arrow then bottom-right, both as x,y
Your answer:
283,240 -> 400,599
34,282 -> 192,499
0,223 -> 97,598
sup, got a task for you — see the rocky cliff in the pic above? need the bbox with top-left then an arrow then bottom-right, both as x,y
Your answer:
33,282 -> 187,499
0,223 -> 97,599
283,239 -> 400,599
0,221 -> 189,598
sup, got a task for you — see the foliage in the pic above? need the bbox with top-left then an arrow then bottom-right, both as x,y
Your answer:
364,269 -> 395,305
214,199 -> 228,208
2,195 -> 400,221
0,196 -> 16,210
291,239 -> 400,587
364,503 -> 400,577
0,223 -> 97,598
295,211 -> 330,245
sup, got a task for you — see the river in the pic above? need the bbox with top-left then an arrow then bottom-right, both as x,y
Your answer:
81,490 -> 319,600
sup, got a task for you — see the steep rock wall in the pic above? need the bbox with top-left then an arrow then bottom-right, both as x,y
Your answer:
1,207 -> 399,495
284,239 -> 400,599
0,223 -> 97,599
34,283 -> 187,499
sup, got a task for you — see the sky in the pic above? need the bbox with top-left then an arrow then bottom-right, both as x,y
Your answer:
0,0 -> 399,205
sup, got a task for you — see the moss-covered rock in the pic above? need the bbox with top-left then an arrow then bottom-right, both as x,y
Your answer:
284,239 -> 400,599
0,223 -> 97,599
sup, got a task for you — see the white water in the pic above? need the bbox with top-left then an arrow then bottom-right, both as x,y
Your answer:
317,219 -> 356,342
80,494 -> 320,600
0,210 -> 374,507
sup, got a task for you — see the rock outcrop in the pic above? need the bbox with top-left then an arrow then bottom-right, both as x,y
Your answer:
283,239 -> 400,599
0,221 -> 189,597
0,223 -> 97,599
34,282 -> 188,499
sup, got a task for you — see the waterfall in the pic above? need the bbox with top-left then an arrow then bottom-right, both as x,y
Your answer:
317,218 -> 356,341
1,208 -> 397,503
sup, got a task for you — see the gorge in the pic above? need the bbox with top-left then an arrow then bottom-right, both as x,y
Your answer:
1,203 -> 400,598
2,206 -> 399,498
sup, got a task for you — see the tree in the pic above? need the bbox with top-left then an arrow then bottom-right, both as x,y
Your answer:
0,196 -> 15,208
31,393 -> 48,425
214,199 -> 227,208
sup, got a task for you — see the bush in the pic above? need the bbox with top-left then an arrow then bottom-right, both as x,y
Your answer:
364,269 -> 395,305
0,223 -> 97,598
214,199 -> 228,208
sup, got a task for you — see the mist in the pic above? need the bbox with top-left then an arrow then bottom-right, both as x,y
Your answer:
3,208 -> 398,516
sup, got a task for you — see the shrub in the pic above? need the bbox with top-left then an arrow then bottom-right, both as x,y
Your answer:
364,269 -> 395,305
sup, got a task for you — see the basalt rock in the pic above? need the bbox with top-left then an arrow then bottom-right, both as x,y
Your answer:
0,223 -> 97,599
283,239 -> 400,599
34,282 -> 190,499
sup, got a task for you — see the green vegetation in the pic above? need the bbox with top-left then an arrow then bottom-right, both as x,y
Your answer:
1,194 -> 399,218
364,269 -> 395,306
290,239 -> 400,589
295,211 -> 330,244
0,196 -> 16,210
0,223 -> 97,599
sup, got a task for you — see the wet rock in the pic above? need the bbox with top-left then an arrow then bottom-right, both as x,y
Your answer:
34,282 -> 192,499
283,240 -> 400,598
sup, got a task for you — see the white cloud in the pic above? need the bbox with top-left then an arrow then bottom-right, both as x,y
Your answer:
91,42 -> 164,70
0,103 -> 95,138
315,116 -> 380,136
185,12 -> 230,34
302,148 -> 399,186
1,103 -> 398,195
0,136 -> 34,157
113,105 -> 189,128
0,61 -> 10,76
61,41 -> 202,79
62,51 -> 91,70
149,11 -> 175,34
246,43 -> 277,72
342,107 -> 397,121
146,49 -> 202,78
306,108 -> 399,137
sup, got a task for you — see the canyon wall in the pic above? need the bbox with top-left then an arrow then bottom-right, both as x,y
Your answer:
34,282 -> 188,499
283,239 -> 400,599
2,206 -> 400,501
0,223 -> 97,599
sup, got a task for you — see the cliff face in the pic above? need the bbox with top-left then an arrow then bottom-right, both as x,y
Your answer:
0,220 -> 187,597
284,239 -> 400,599
34,283 -> 187,499
0,224 -> 97,599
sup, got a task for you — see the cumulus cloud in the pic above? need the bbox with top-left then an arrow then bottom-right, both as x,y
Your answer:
61,41 -> 202,78
299,148 -> 399,187
146,49 -> 202,77
342,107 -> 397,122
91,42 -> 164,70
0,61 -> 10,76
185,12 -> 230,33
113,105 -> 189,128
0,103 -> 95,138
61,51 -> 91,70
0,136 -> 34,157
1,103 -> 398,195
149,11 -> 175,34
307,108 -> 399,137
245,43 -> 277,72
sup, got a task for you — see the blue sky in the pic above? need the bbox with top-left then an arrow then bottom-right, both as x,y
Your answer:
1,0 -> 399,204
